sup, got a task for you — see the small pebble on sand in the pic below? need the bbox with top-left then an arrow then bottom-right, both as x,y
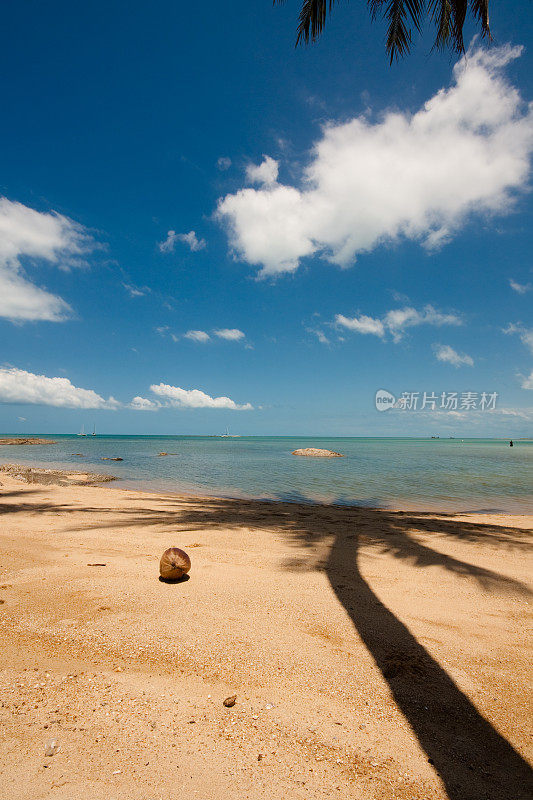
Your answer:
44,739 -> 60,756
223,695 -> 237,707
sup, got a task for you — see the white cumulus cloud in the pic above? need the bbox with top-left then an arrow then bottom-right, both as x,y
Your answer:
434,344 -> 474,367
0,198 -> 94,322
214,328 -> 245,341
0,367 -> 255,413
129,395 -> 160,411
218,45 -> 533,277
336,305 -> 461,342
150,382 -> 253,410
0,367 -> 118,409
246,156 -> 279,186
158,230 -> 206,253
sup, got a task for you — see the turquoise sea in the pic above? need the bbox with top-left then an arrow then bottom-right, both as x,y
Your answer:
1,435 -> 532,513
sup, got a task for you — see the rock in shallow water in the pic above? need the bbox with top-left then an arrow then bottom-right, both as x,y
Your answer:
291,448 -> 344,458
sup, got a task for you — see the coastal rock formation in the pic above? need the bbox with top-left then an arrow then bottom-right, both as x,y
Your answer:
0,438 -> 56,445
0,464 -> 117,486
159,547 -> 191,581
291,448 -> 344,458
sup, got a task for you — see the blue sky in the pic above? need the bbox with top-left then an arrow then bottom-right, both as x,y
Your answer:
1,0 -> 532,436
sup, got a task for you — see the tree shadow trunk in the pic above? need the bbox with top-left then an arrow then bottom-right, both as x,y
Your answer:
327,531 -> 533,800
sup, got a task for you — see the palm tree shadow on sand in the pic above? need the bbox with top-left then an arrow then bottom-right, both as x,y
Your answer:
5,489 -> 531,798
127,494 -> 531,800
277,502 -> 533,800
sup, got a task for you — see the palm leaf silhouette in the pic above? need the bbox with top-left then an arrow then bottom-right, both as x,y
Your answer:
276,0 -> 491,62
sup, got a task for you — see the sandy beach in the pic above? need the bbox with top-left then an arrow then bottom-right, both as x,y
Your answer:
0,471 -> 532,800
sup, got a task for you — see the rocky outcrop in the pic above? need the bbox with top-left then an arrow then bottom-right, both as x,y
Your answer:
0,464 -> 117,486
0,438 -> 56,445
291,448 -> 344,458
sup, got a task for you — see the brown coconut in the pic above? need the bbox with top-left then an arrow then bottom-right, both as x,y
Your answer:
159,547 -> 191,580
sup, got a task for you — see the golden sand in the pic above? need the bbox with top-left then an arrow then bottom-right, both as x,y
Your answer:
0,474 -> 531,800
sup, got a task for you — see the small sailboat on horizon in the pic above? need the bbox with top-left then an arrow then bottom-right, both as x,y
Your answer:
220,426 -> 240,438
77,425 -> 87,437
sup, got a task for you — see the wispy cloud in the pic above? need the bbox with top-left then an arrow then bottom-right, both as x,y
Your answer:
385,307 -> 461,342
150,382 -> 252,410
504,323 -> 533,354
123,282 -> 150,298
161,327 -> 247,344
184,329 -> 210,343
335,314 -> 385,337
0,367 -> 118,409
336,305 -> 461,342
214,328 -> 245,341
0,198 -> 94,322
434,344 -> 474,367
158,230 -> 206,253
307,328 -> 330,344
521,371 -> 533,390
509,278 -> 532,294
218,45 -> 533,277
217,157 -> 232,171
386,405 -> 533,425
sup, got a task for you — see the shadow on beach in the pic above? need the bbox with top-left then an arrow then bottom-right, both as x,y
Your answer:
2,488 -> 533,799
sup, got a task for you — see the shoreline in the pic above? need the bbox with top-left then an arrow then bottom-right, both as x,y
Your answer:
1,459 -> 532,515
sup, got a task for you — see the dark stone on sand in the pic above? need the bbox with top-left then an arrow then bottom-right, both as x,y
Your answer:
223,695 -> 237,707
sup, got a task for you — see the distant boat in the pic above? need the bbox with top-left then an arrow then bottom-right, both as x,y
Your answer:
92,425 -> 96,436
220,427 -> 240,438
77,425 -> 87,437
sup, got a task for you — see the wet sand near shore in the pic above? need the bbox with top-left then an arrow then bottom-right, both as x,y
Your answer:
0,473 -> 532,800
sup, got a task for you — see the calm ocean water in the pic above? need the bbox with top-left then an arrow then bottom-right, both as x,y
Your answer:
1,435 -> 532,512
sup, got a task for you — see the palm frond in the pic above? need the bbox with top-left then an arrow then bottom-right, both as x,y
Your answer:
294,0 -> 339,45
278,0 -> 493,61
429,0 -> 453,51
368,0 -> 387,22
383,0 -> 426,63
470,0 -> 491,38
451,0 -> 468,52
